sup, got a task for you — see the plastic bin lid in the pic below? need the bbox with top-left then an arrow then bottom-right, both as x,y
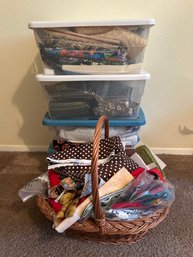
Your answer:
29,19 -> 155,29
36,72 -> 150,82
42,108 -> 146,127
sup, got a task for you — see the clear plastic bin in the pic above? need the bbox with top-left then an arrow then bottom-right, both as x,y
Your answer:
36,72 -> 150,120
29,19 -> 155,75
42,108 -> 146,153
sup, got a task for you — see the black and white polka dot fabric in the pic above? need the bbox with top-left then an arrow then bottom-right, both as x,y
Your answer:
47,136 -> 139,182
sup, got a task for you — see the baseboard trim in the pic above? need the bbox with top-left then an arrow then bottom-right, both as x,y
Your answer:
151,147 -> 193,155
0,145 -> 47,152
0,145 -> 193,155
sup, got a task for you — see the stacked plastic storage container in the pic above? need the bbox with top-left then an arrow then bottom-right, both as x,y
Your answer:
20,20 -> 175,245
29,19 -> 155,151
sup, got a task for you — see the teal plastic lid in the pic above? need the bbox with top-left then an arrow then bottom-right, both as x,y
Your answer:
42,108 -> 146,127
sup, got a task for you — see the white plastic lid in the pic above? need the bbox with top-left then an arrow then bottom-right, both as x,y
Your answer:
29,19 -> 155,29
36,72 -> 151,82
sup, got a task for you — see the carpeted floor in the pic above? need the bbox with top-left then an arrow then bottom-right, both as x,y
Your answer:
0,152 -> 193,257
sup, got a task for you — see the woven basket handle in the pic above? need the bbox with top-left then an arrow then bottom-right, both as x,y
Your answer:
91,115 -> 109,227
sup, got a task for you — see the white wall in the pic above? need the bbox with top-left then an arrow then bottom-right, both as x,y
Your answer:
0,0 -> 193,153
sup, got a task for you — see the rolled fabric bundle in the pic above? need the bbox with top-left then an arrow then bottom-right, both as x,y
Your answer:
44,28 -> 121,46
96,27 -> 147,59
73,26 -> 114,35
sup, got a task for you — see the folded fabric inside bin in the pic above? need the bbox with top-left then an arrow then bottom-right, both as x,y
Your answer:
49,101 -> 92,119
44,82 -> 87,97
35,26 -> 147,75
46,80 -> 142,119
94,96 -> 140,118
58,126 -> 140,142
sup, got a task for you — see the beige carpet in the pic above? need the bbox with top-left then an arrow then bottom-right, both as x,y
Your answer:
0,152 -> 193,257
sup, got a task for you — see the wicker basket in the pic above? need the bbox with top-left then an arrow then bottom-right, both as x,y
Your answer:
36,115 -> 170,245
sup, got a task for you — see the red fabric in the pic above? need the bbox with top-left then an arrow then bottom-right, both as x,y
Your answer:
77,196 -> 88,206
131,167 -> 145,177
112,202 -> 142,209
48,170 -> 61,187
148,168 -> 166,182
132,167 -> 165,182
49,198 -> 62,213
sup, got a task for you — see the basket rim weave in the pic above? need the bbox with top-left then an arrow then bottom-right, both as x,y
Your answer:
36,195 -> 170,244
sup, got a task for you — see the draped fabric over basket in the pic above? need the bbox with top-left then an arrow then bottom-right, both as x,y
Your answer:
47,135 -> 140,182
